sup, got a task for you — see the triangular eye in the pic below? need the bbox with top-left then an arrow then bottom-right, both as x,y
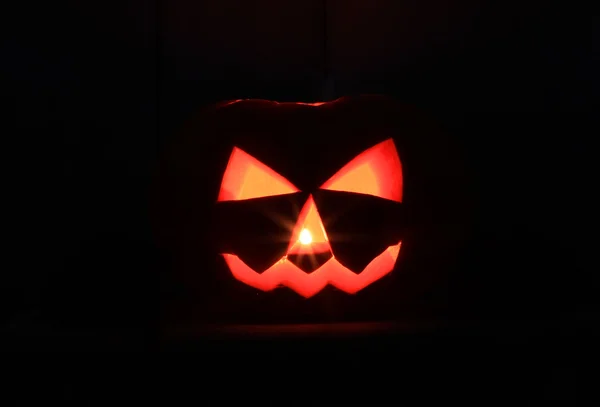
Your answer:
217,147 -> 299,202
320,138 -> 403,202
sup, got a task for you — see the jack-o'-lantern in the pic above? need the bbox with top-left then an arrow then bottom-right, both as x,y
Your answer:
156,95 -> 470,323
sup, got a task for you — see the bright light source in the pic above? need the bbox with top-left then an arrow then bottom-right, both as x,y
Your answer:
299,228 -> 312,245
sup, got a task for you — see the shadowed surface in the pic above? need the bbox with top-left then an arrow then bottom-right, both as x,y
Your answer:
4,0 -> 595,402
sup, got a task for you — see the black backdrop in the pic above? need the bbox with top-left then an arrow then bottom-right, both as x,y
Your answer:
4,0 -> 597,402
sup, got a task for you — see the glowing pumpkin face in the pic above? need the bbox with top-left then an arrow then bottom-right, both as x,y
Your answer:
156,95 -> 471,322
216,136 -> 404,298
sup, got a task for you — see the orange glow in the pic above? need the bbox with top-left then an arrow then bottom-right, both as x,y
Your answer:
287,195 -> 331,255
222,242 -> 401,298
217,147 -> 298,201
295,102 -> 326,106
320,138 -> 403,202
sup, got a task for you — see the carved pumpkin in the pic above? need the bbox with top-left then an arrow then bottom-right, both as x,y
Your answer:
156,95 -> 470,323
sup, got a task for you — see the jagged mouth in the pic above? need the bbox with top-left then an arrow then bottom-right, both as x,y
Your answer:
221,242 -> 401,298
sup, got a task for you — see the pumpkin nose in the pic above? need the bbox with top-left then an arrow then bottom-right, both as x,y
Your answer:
286,195 -> 332,272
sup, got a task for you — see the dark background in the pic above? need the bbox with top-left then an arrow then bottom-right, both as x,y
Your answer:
4,0 -> 597,402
